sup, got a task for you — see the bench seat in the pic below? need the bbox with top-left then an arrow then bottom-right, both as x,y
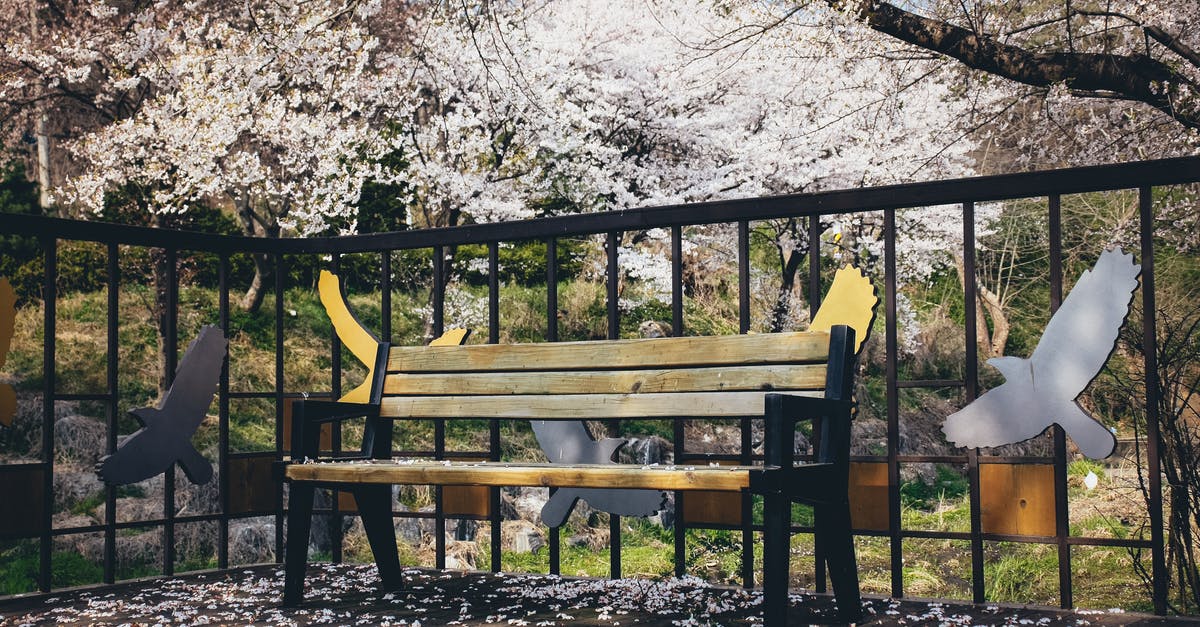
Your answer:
286,459 -> 767,491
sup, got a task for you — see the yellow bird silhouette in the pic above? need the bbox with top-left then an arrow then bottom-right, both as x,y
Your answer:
0,278 -> 17,427
318,270 -> 469,402
809,265 -> 878,355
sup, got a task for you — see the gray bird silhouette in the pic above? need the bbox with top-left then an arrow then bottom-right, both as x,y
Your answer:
942,248 -> 1139,459
97,326 -> 227,485
531,420 -> 666,527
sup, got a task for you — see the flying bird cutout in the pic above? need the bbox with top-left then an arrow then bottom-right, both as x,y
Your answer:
942,248 -> 1140,459
532,264 -> 878,528
0,278 -> 16,427
97,325 -> 227,485
531,420 -> 668,527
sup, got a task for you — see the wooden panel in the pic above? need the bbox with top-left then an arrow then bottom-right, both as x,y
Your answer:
680,459 -> 743,526
849,462 -> 889,531
980,463 -> 1056,536
228,454 -> 277,515
385,365 -> 827,396
0,466 -> 44,537
388,332 -> 830,373
380,391 -> 819,420
281,398 -> 334,452
443,486 -> 490,517
442,457 -> 491,517
337,490 -> 357,513
286,461 -> 754,491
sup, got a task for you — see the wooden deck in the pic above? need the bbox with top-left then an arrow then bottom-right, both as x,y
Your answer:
0,563 -> 1193,626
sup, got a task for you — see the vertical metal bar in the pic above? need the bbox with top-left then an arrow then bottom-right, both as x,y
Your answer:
547,239 -> 558,342
432,246 -> 446,569
1139,186 -> 1168,615
808,214 -> 826,592
488,243 -> 500,343
433,246 -> 445,338
547,238 -> 561,574
671,226 -> 683,336
274,254 -> 286,562
330,255 -> 343,564
884,210 -> 903,599
488,243 -> 501,572
1048,195 -> 1072,608
163,248 -> 177,576
40,236 -> 55,592
809,215 -> 822,319
104,242 -> 118,584
381,252 -> 392,342
962,202 -> 985,603
605,232 -> 621,579
738,221 -> 750,334
670,225 -> 686,578
740,415 -> 753,589
217,254 -> 231,570
736,220 -> 754,586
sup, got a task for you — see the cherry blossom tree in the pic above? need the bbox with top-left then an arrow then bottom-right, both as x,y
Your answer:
45,0 -> 408,310
400,0 -> 981,327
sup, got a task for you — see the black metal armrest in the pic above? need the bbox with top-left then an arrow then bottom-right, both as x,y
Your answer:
289,399 -> 380,460
294,399 -> 380,423
765,393 -> 853,422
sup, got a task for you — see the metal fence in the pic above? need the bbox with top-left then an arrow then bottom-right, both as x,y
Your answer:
1,156 -> 1198,612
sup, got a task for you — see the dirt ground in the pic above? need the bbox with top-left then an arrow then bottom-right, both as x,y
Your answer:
1,563 -> 1196,626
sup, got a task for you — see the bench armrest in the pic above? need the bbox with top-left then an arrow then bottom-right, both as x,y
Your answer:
289,399 -> 380,460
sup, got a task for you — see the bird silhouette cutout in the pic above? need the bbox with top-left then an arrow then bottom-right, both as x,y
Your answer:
942,248 -> 1140,459
97,326 -> 227,485
0,278 -> 16,427
531,420 -> 667,527
532,264 -> 878,527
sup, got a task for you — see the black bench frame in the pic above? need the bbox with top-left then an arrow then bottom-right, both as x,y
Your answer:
279,325 -> 862,625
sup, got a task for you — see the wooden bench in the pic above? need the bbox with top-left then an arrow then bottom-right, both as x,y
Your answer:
279,325 -> 863,625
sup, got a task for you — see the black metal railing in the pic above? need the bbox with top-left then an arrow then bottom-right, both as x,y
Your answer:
1,155 -> 1197,612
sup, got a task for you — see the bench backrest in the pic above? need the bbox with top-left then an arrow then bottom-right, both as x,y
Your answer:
370,328 -> 855,466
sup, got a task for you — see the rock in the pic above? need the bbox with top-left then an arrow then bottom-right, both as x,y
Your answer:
501,520 -> 544,554
53,465 -> 105,513
510,487 -> 549,522
55,413 -> 106,461
619,435 -> 673,465
444,540 -> 479,570
230,519 -> 276,564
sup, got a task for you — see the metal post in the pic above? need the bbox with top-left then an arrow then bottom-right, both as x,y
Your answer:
962,203 -> 985,603
104,242 -> 118,583
1139,187 -> 1167,615
884,210 -> 903,598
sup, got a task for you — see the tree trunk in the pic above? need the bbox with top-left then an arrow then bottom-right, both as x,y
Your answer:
29,2 -> 52,213
953,252 -> 1010,358
770,246 -> 805,333
233,189 -> 278,313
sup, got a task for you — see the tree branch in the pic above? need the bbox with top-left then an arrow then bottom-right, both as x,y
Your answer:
826,0 -> 1200,130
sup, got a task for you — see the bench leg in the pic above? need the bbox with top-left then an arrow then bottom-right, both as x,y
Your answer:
283,482 -> 315,606
816,499 -> 862,624
761,491 -> 790,627
354,485 -> 404,592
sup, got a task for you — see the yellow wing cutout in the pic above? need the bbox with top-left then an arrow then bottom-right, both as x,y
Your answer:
0,278 -> 16,427
810,265 -> 878,354
319,270 -> 381,403
319,270 -> 471,402
429,328 -> 471,346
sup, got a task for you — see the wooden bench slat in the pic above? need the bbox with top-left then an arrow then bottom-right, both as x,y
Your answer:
379,391 -> 821,419
387,331 -> 830,372
383,364 -> 828,396
285,460 -> 755,491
